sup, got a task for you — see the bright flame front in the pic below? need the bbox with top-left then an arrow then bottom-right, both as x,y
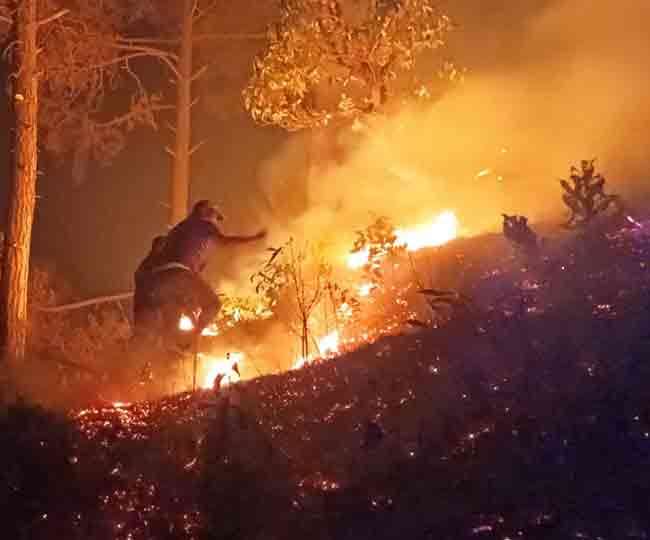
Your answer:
178,315 -> 194,332
293,331 -> 340,370
347,210 -> 459,268
199,352 -> 243,389
395,211 -> 459,252
178,315 -> 220,337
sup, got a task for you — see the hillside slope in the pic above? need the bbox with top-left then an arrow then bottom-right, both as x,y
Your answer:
3,221 -> 650,539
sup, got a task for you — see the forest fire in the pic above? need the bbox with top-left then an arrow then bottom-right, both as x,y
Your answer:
395,211 -> 459,252
347,210 -> 459,269
199,352 -> 243,389
357,282 -> 377,297
293,331 -> 341,370
178,315 -> 220,337
179,314 -> 194,332
287,211 -> 462,372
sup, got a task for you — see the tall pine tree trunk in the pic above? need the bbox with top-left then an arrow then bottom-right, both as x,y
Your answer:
169,0 -> 194,226
1,0 -> 39,366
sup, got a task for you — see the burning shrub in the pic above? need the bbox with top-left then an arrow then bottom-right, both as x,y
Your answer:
349,216 -> 406,284
0,252 -> 132,406
560,160 -> 623,228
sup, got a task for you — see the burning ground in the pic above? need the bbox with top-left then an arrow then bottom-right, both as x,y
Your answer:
3,216 -> 650,539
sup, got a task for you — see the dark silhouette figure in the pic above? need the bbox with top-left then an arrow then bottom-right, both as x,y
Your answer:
133,201 -> 266,347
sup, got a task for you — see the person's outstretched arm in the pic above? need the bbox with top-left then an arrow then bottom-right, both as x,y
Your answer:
215,229 -> 266,245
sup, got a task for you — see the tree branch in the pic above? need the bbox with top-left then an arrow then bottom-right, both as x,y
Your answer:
193,0 -> 219,22
37,292 -> 134,313
37,9 -> 69,27
115,39 -> 180,61
189,139 -> 206,155
112,41 -> 181,79
94,103 -> 175,129
192,32 -> 267,42
115,36 -> 180,45
191,64 -> 209,82
111,32 -> 266,45
47,51 -> 176,79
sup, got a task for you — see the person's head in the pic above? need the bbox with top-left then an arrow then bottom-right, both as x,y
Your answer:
192,200 -> 224,225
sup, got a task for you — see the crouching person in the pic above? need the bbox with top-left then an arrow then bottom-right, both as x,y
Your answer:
132,199 -> 266,358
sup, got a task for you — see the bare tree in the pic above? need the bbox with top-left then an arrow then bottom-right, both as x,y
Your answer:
0,0 -> 175,361
110,0 -> 269,225
0,1 -> 166,365
253,239 -> 331,361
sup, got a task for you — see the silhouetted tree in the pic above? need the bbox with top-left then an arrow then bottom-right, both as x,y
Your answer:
111,0 -> 270,225
560,160 -> 623,229
0,1 -> 165,366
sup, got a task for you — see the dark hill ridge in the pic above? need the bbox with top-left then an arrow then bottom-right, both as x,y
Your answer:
3,221 -> 650,539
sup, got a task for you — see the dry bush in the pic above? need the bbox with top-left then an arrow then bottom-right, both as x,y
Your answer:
0,245 -> 132,406
561,159 -> 623,229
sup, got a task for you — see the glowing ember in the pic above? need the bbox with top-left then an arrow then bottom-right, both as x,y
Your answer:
347,247 -> 370,270
178,315 -> 194,332
395,211 -> 459,252
178,316 -> 220,336
358,282 -> 376,297
627,215 -> 642,228
199,352 -> 243,389
319,330 -> 340,356
201,323 -> 220,337
293,331 -> 340,370
112,401 -> 131,409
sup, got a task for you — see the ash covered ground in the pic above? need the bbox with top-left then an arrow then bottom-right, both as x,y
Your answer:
3,218 -> 650,540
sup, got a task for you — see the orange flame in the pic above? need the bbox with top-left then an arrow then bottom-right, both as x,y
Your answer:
357,282 -> 376,297
178,316 -> 220,337
395,211 -> 459,251
347,210 -> 459,269
178,315 -> 194,332
199,352 -> 243,389
293,331 -> 340,370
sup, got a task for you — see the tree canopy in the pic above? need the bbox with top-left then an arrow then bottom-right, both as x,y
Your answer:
0,0 -> 170,183
244,0 -> 460,131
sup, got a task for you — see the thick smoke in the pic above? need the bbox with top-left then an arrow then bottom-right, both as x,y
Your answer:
255,0 -> 650,254
209,0 -> 650,373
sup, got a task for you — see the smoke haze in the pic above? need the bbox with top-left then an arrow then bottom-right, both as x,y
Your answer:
252,0 -> 650,267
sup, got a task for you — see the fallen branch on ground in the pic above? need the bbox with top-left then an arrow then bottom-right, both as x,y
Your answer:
37,292 -> 134,313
